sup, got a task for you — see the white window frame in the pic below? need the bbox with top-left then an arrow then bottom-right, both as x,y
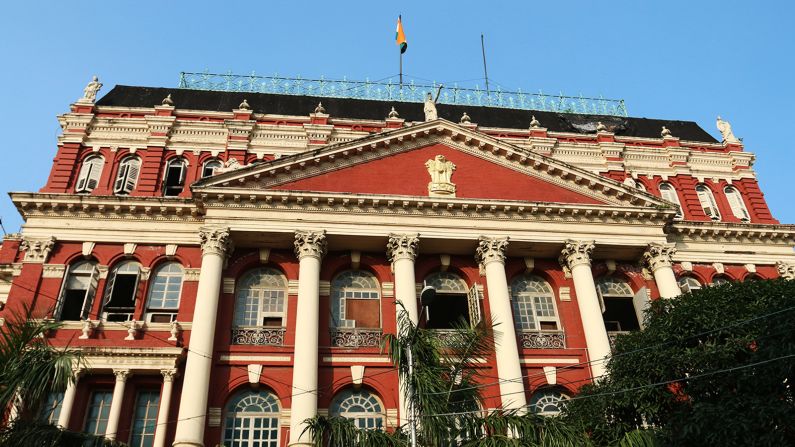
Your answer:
55,261 -> 99,321
222,390 -> 281,447
677,276 -> 702,293
233,268 -> 287,328
724,185 -> 750,222
696,184 -> 721,221
330,270 -> 381,329
596,276 -> 638,332
529,388 -> 570,416
201,159 -> 223,178
510,275 -> 561,332
330,389 -> 386,430
101,260 -> 141,322
114,156 -> 141,195
145,262 -> 184,323
659,182 -> 683,219
75,156 -> 104,193
83,391 -> 113,436
424,272 -> 481,329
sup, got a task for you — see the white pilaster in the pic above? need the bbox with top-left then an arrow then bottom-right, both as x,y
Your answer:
288,230 -> 327,447
56,371 -> 82,429
476,237 -> 527,414
559,240 -> 611,380
105,369 -> 131,440
386,233 -> 420,426
643,243 -> 681,299
173,227 -> 233,447
153,369 -> 177,447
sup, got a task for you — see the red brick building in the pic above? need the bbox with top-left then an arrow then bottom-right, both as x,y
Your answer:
1,75 -> 793,447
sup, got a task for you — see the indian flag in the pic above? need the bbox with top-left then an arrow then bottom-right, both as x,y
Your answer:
395,15 -> 407,54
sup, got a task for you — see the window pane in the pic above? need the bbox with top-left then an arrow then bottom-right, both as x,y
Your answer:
130,391 -> 160,447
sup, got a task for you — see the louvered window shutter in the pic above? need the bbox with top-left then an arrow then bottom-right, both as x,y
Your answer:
467,285 -> 482,328
125,160 -> 140,193
113,163 -> 128,193
81,266 -> 100,320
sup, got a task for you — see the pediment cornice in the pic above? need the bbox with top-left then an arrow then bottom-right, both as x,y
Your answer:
669,221 -> 795,245
194,119 -> 672,210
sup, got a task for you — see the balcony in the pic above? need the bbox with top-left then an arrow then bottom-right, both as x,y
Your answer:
330,328 -> 382,348
231,327 -> 286,346
518,331 -> 566,349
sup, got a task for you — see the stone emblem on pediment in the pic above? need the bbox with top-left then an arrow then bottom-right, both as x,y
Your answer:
425,155 -> 456,197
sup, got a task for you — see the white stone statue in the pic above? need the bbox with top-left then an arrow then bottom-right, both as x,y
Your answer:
215,157 -> 243,174
716,116 -> 740,144
80,75 -> 103,103
423,86 -> 443,121
426,155 -> 456,184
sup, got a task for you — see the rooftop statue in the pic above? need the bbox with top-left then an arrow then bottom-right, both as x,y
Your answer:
79,75 -> 103,104
716,116 -> 740,144
424,85 -> 444,121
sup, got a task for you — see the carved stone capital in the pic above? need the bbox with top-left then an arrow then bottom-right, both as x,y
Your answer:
386,233 -> 420,262
642,243 -> 677,273
161,369 -> 178,382
199,227 -> 233,258
558,240 -> 595,276
113,369 -> 132,382
294,230 -> 327,260
475,236 -> 509,267
20,236 -> 56,263
777,261 -> 795,280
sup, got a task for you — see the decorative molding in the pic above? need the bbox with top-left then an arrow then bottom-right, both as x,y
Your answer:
475,236 -> 509,268
777,262 -> 795,280
745,263 -> 756,274
351,365 -> 366,386
259,248 -> 271,264
231,327 -> 286,346
199,226 -> 233,258
165,244 -> 178,257
161,369 -> 178,382
559,286 -> 571,302
386,233 -> 420,262
222,277 -> 235,294
288,279 -> 300,295
668,221 -> 795,245
713,262 -> 725,275
123,243 -> 137,256
518,331 -> 565,349
42,264 -> 67,278
294,230 -> 327,260
381,282 -> 394,297
207,407 -> 222,427
318,280 -> 330,296
680,261 -> 693,271
113,369 -> 132,382
247,364 -> 263,384
183,268 -> 200,281
20,237 -> 56,263
642,243 -> 677,273
330,329 -> 383,348
11,193 -> 202,222
139,267 -> 151,281
558,240 -> 595,277
79,320 -> 96,340
82,241 -> 96,257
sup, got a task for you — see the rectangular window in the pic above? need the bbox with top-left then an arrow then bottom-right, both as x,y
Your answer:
512,296 -> 560,331
38,392 -> 64,424
84,391 -> 113,436
129,391 -> 160,447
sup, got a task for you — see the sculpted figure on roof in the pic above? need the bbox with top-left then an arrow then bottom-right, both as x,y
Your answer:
716,116 -> 740,144
80,76 -> 103,103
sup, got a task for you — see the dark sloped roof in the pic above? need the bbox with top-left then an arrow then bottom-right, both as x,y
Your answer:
97,85 -> 719,143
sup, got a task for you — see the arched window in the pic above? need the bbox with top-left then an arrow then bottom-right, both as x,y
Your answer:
510,275 -> 559,331
113,157 -> 141,195
101,261 -> 141,322
659,183 -> 683,219
330,389 -> 385,430
744,274 -> 762,281
234,268 -> 287,328
677,275 -> 702,293
424,271 -> 480,329
330,270 -> 381,329
724,186 -> 750,222
711,275 -> 731,286
162,158 -> 187,196
596,277 -> 639,333
55,260 -> 99,321
145,262 -> 184,323
529,388 -> 570,416
222,390 -> 280,447
75,156 -> 104,193
201,159 -> 223,178
695,184 -> 721,221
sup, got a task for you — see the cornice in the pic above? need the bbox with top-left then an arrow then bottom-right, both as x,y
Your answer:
668,221 -> 795,245
10,193 -> 202,221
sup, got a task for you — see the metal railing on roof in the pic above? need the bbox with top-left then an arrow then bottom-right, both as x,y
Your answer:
178,71 -> 628,117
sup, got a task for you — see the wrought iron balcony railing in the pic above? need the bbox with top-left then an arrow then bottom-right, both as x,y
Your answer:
232,326 -> 286,346
330,328 -> 382,348
178,71 -> 628,117
518,331 -> 566,349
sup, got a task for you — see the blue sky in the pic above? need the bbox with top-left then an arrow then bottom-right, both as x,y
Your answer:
1,1 -> 793,232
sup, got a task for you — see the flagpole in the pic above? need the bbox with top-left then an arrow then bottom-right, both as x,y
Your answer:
400,51 -> 403,89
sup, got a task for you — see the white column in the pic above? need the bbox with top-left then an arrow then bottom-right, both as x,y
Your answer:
105,369 -> 131,440
386,233 -> 420,426
476,237 -> 527,414
153,369 -> 177,447
643,243 -> 681,299
57,370 -> 82,429
288,230 -> 327,447
559,240 -> 611,380
173,227 -> 233,447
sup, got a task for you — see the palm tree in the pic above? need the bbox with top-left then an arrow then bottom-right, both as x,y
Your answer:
304,309 -> 589,446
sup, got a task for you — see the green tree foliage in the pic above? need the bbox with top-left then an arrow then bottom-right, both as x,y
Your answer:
565,278 -> 795,447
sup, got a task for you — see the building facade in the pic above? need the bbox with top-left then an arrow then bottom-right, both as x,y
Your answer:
2,78 -> 794,447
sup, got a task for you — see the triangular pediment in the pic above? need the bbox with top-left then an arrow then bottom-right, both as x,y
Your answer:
194,119 -> 669,210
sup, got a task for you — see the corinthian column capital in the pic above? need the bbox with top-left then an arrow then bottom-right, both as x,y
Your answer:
386,233 -> 420,262
20,236 -> 56,263
642,243 -> 677,273
777,261 -> 795,280
475,236 -> 509,267
294,230 -> 327,260
558,240 -> 595,276
199,226 -> 233,258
